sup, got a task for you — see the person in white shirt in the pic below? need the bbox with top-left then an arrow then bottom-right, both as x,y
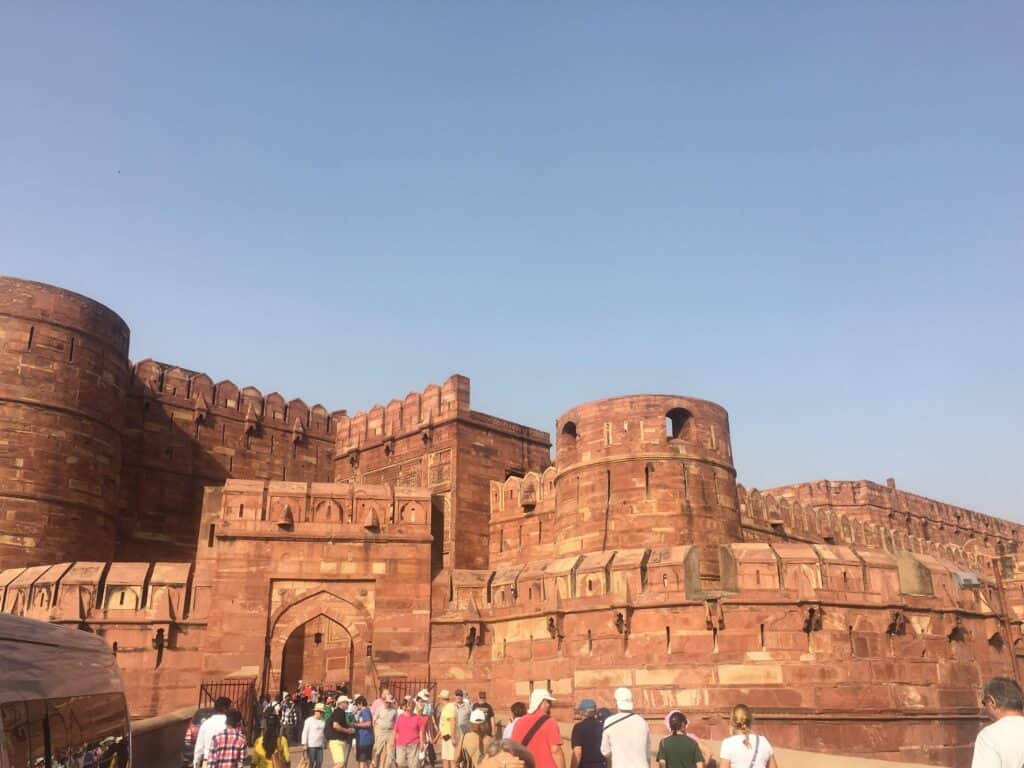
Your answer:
193,696 -> 231,768
600,687 -> 650,768
972,676 -> 1024,768
502,702 -> 526,740
302,702 -> 328,768
718,705 -> 776,768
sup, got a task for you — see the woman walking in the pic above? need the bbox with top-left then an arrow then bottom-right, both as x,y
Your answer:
718,705 -> 777,768
253,714 -> 290,768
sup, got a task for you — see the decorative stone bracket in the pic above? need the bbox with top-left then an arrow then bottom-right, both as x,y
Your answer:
704,598 -> 725,630
803,605 -> 824,634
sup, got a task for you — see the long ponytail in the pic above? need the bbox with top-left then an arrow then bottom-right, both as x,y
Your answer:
730,704 -> 753,748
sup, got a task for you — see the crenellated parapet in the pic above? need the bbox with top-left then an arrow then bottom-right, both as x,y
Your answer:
445,542 -> 1003,616
763,478 -> 1023,557
121,359 -> 343,561
335,375 -> 470,454
0,559 -> 203,626
215,479 -> 431,536
739,484 -> 995,573
130,359 -> 344,437
430,542 -> 1024,767
488,468 -> 558,567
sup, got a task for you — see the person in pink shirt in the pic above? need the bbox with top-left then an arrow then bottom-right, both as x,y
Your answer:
394,697 -> 426,768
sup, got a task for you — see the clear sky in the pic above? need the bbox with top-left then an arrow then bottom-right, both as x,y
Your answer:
1,4 -> 1021,521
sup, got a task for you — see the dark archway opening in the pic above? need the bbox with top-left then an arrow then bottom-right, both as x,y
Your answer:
665,408 -> 693,440
430,495 -> 446,578
280,615 -> 352,694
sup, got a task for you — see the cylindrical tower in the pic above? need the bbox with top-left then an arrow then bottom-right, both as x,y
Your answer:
0,277 -> 130,568
553,394 -> 740,578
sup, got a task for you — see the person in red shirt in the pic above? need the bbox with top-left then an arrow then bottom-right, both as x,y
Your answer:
511,688 -> 564,768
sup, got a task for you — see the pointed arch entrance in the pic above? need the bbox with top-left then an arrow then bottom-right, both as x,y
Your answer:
280,615 -> 354,692
267,590 -> 373,697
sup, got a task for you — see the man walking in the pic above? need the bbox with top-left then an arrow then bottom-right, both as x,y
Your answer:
438,690 -> 460,768
281,693 -> 300,745
204,709 -> 247,768
354,695 -> 375,768
193,696 -> 231,768
571,699 -> 605,768
373,693 -> 399,768
972,676 -> 1024,768
327,695 -> 355,768
302,702 -> 328,768
600,688 -> 649,768
455,690 -> 473,736
511,688 -> 564,768
472,692 -> 495,737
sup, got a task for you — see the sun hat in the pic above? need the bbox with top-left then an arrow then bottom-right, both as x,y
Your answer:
417,689 -> 431,700
527,688 -> 555,714
314,703 -> 325,712
613,687 -> 633,711
439,689 -> 451,700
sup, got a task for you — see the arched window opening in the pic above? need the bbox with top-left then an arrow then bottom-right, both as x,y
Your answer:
666,408 -> 693,440
561,421 -> 578,447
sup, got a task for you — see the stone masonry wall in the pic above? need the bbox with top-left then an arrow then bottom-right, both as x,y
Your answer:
553,395 -> 739,580
118,359 -> 342,561
334,375 -> 550,571
0,277 -> 130,569
766,479 -> 1022,557
197,480 -> 434,697
432,543 -> 1024,768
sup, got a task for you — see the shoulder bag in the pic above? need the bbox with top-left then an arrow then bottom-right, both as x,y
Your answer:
521,714 -> 551,747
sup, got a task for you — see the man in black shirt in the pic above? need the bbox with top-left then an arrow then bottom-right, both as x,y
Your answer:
472,691 -> 496,737
570,699 -> 606,768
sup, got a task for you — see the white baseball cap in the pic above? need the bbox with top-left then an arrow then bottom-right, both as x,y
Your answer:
614,687 -> 633,711
528,688 -> 555,714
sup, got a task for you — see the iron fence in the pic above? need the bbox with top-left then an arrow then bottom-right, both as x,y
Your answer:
380,679 -> 434,702
199,678 -> 259,741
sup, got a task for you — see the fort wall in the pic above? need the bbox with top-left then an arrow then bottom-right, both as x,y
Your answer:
0,277 -> 130,569
737,485 -> 993,573
432,543 -> 1024,768
553,396 -> 739,575
766,479 -> 1022,556
119,359 -> 342,560
334,375 -> 551,571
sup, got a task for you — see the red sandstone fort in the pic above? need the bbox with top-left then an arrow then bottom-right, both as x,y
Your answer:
0,276 -> 1021,767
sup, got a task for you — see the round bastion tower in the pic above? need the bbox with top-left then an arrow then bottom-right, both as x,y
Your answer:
0,277 -> 130,569
553,395 -> 741,578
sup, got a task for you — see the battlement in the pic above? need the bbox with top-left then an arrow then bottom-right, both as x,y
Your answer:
216,479 -> 431,533
334,375 -> 549,455
335,374 -> 471,451
760,480 -> 1022,557
131,358 -> 344,437
0,560 -> 203,624
444,542 -> 1018,616
738,484 -> 993,573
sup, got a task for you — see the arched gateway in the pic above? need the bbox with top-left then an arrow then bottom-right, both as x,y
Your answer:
266,590 -> 373,696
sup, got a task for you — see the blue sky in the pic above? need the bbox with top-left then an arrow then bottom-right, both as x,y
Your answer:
1,4 -> 1021,521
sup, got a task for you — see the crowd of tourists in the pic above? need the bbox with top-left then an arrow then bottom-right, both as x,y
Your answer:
190,675 -> 1024,768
